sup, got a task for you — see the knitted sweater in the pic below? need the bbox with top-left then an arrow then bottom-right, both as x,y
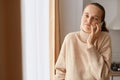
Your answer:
55,30 -> 112,80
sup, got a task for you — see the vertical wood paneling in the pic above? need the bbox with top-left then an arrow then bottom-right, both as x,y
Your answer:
2,0 -> 22,80
49,0 -> 60,79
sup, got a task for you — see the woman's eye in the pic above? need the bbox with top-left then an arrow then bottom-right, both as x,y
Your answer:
93,17 -> 98,21
84,15 -> 89,18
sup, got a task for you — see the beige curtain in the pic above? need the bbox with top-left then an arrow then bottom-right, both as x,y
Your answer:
49,0 -> 60,80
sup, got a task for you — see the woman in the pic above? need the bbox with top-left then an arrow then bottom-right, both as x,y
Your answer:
55,3 -> 112,80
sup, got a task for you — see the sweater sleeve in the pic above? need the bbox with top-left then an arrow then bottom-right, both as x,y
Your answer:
86,34 -> 112,80
54,36 -> 67,80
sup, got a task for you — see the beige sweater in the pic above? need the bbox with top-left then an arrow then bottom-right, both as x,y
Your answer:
55,30 -> 112,80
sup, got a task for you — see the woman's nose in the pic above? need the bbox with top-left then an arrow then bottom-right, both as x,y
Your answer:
87,17 -> 92,24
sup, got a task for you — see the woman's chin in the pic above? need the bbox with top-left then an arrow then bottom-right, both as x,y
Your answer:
82,28 -> 91,33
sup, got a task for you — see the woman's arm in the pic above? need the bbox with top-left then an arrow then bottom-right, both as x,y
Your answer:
55,37 -> 67,80
86,34 -> 112,80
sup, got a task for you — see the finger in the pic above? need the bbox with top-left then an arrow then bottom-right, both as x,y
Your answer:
95,24 -> 101,34
95,24 -> 99,33
95,24 -> 101,38
91,25 -> 94,36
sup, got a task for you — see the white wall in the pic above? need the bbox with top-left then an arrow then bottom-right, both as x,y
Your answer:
109,31 -> 120,80
59,0 -> 83,44
109,30 -> 120,62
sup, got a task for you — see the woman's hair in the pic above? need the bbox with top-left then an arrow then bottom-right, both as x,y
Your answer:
86,3 -> 109,32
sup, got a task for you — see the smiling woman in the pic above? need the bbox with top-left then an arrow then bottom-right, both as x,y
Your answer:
55,3 -> 112,80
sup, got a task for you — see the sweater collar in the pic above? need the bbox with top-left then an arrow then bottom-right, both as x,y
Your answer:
80,28 -> 90,43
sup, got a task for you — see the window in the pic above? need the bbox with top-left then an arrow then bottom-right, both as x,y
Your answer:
21,0 -> 50,80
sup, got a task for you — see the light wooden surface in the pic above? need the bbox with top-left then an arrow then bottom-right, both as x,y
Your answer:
110,72 -> 120,76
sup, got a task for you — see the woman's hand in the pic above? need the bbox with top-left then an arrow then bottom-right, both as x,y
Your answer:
87,24 -> 101,48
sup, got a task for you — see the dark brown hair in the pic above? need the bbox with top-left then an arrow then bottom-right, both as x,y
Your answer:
87,3 -> 109,32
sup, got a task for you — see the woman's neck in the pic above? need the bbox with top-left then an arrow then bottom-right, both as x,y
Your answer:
80,28 -> 90,43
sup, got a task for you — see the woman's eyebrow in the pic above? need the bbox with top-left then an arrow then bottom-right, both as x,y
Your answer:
83,12 -> 100,18
93,15 -> 100,19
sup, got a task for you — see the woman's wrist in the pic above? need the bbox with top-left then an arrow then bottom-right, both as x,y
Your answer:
87,43 -> 94,48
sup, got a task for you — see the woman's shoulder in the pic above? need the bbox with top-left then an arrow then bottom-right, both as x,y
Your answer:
64,31 -> 80,40
99,31 -> 111,42
100,31 -> 111,38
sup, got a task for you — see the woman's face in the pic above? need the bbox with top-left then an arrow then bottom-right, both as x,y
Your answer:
81,5 -> 103,33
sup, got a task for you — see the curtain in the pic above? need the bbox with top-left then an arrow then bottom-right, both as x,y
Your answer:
21,0 -> 50,80
49,0 -> 60,79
